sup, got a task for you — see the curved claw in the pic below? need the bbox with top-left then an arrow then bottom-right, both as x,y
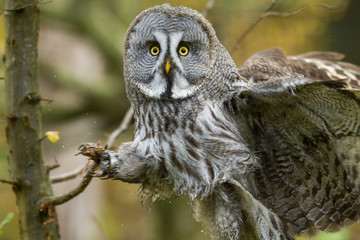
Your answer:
90,168 -> 105,177
76,142 -> 113,178
77,143 -> 86,151
76,142 -> 106,163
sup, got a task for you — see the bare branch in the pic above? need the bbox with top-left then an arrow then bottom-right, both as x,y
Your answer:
44,173 -> 93,206
231,1 -> 341,54
202,0 -> 218,18
264,2 -> 340,18
48,163 -> 60,171
47,157 -> 60,171
45,149 -> 99,204
46,107 -> 133,203
0,178 -> 17,185
106,107 -> 134,149
231,0 -> 277,53
40,97 -> 54,103
0,0 -> 53,12
266,0 -> 277,12
50,165 -> 85,184
47,106 -> 133,202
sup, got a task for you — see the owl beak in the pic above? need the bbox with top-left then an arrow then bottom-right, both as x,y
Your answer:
165,58 -> 171,75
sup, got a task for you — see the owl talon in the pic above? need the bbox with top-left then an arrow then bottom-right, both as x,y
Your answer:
91,168 -> 104,177
76,142 -> 112,177
77,142 -> 106,163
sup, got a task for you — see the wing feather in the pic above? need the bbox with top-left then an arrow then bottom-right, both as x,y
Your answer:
238,48 -> 360,89
227,48 -> 360,236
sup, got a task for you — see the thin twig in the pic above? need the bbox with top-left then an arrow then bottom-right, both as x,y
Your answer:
264,2 -> 340,18
44,174 -> 93,206
50,165 -> 85,184
40,97 -> 54,103
0,178 -> 17,185
46,107 -> 133,203
107,107 -> 134,149
0,0 -> 52,12
46,106 -> 133,185
48,163 -> 60,171
231,0 -> 277,53
202,0 -> 218,18
48,157 -> 60,171
231,1 -> 341,53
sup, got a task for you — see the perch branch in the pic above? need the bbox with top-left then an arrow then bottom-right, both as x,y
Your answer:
47,163 -> 60,171
47,157 -> 60,171
47,107 -> 133,203
43,174 -> 93,206
106,107 -> 134,149
50,165 -> 85,184
0,178 -> 17,185
202,0 -> 218,18
0,0 -> 52,12
231,1 -> 341,53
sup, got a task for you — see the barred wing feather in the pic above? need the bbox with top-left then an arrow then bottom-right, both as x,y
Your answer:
228,48 -> 360,237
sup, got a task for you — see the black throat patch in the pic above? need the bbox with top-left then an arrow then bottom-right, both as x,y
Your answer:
161,71 -> 173,99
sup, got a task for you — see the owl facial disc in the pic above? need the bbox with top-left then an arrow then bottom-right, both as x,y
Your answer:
125,9 -> 215,100
151,31 -> 194,99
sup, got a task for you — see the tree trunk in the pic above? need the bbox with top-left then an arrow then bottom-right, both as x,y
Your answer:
4,0 -> 60,239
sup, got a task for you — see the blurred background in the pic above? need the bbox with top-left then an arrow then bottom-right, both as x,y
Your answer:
0,0 -> 360,239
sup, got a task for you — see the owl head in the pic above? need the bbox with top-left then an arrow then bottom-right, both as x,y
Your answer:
124,4 -> 234,101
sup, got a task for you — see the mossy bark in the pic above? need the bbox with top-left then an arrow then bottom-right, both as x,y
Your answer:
4,1 -> 60,239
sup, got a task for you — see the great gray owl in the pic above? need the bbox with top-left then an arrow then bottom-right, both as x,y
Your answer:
79,4 -> 360,240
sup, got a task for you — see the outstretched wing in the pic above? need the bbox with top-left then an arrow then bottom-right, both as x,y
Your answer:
228,48 -> 360,236
237,47 -> 360,89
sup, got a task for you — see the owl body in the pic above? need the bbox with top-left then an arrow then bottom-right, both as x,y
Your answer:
131,98 -> 252,197
82,4 -> 360,240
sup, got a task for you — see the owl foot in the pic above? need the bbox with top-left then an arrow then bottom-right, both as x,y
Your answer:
77,142 -> 148,183
76,142 -> 113,178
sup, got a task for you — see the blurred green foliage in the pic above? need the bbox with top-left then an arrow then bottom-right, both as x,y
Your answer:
0,212 -> 14,235
1,0 -> 360,239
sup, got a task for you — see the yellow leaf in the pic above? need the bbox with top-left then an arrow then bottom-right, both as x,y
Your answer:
45,131 -> 60,143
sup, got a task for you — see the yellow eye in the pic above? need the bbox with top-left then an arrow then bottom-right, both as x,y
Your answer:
178,46 -> 188,56
150,46 -> 160,56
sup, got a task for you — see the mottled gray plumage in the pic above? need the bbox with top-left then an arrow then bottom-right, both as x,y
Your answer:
79,4 -> 360,240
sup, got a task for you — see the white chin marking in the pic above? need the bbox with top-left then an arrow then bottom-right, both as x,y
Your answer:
144,72 -> 166,98
171,72 -> 194,99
